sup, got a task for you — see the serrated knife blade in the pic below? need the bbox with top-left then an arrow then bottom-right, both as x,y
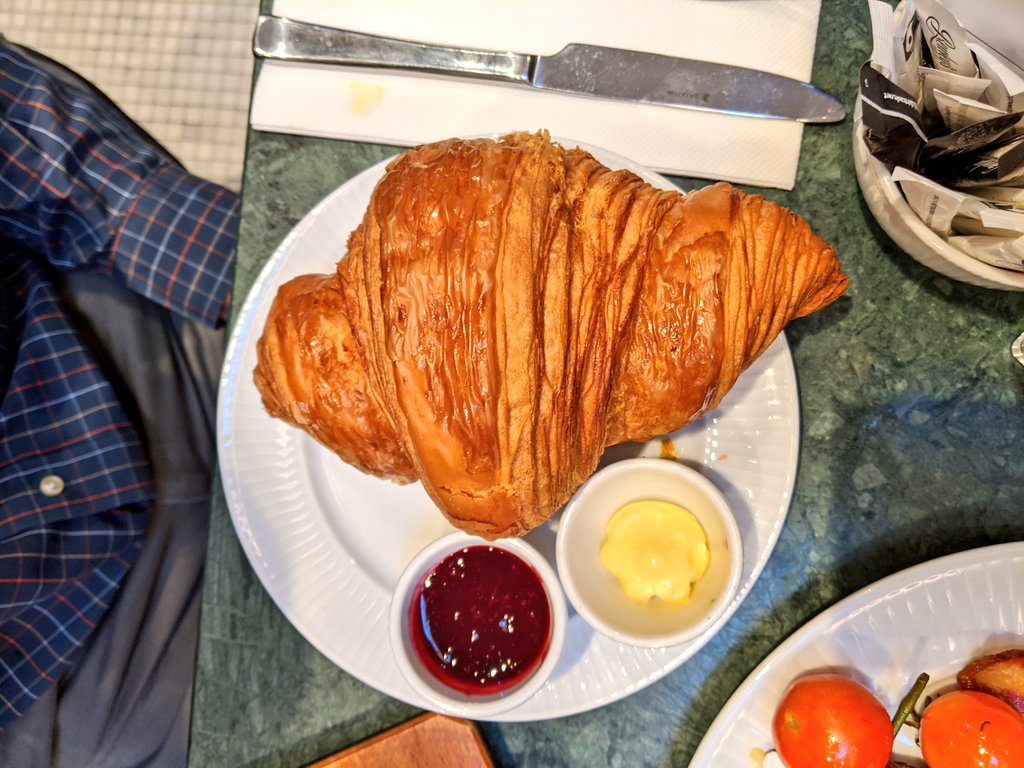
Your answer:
254,15 -> 846,124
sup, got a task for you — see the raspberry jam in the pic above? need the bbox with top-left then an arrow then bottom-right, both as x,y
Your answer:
408,545 -> 552,695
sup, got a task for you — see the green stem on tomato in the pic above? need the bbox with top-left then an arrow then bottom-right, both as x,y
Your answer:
892,672 -> 930,736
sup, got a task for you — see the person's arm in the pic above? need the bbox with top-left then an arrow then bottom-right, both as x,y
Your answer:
0,39 -> 239,729
0,37 -> 237,327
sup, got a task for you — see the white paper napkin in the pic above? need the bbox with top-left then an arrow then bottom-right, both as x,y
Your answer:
250,0 -> 824,189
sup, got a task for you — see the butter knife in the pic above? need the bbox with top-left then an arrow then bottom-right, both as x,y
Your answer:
254,15 -> 846,124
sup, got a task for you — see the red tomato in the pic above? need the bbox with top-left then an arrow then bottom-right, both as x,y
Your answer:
772,673 -> 894,768
920,689 -> 1024,768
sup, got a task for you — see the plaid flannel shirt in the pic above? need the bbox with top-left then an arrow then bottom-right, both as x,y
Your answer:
0,39 -> 238,729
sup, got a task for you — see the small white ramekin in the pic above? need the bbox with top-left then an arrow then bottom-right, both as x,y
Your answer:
389,531 -> 567,719
556,458 -> 743,648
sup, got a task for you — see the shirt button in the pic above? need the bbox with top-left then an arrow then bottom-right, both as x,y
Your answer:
39,474 -> 65,497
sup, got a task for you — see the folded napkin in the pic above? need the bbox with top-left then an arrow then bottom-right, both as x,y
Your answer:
250,0 -> 824,189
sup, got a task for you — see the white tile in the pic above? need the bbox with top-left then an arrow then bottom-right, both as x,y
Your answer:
0,0 -> 254,189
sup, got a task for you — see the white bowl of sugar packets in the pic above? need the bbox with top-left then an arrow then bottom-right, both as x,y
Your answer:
853,118 -> 1024,292
853,0 -> 1024,291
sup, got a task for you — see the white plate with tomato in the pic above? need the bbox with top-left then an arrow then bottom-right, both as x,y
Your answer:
690,542 -> 1024,767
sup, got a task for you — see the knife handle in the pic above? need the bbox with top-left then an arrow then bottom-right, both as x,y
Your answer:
254,16 -> 532,85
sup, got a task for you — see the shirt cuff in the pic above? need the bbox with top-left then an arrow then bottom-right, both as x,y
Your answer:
112,164 -> 239,327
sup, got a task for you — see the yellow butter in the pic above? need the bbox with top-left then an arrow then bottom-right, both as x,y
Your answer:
599,499 -> 710,604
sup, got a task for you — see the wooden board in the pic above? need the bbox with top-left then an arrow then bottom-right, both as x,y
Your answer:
308,713 -> 494,768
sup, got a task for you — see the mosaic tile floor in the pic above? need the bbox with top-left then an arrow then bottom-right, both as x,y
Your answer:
1,0 -> 258,190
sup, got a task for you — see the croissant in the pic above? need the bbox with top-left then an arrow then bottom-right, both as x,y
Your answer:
254,132 -> 847,539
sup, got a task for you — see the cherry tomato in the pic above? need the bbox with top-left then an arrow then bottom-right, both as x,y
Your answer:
920,689 -> 1024,768
772,673 -> 894,768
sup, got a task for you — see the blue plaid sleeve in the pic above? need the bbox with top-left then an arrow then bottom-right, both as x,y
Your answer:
113,163 -> 237,326
0,39 -> 238,327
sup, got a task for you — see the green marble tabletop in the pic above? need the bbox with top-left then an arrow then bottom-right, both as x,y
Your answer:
187,3 -> 1024,766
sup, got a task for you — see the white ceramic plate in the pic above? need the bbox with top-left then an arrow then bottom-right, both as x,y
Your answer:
691,542 -> 1024,765
216,140 -> 800,720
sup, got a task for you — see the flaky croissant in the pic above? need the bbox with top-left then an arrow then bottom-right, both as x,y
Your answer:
255,132 -> 847,539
